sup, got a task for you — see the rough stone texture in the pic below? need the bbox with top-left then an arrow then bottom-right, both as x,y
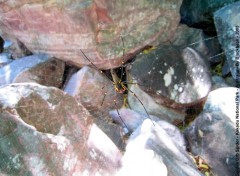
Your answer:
0,53 -> 12,67
180,0 -> 238,33
211,75 -> 230,90
0,0 -> 182,69
214,2 -> 240,80
127,46 -> 212,120
127,80 -> 185,124
109,108 -> 186,150
169,24 -> 223,63
118,119 -> 203,176
64,66 -> 125,150
0,54 -> 65,88
0,83 -> 122,175
184,87 -> 239,176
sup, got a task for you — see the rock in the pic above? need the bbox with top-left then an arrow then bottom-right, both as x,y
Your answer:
184,87 -> 240,176
0,36 -> 4,53
0,0 -> 182,69
64,66 -> 125,150
0,53 -> 12,67
127,46 -> 212,123
117,119 -> 203,176
109,108 -> 186,150
0,83 -> 122,175
214,2 -> 240,80
0,54 -> 65,88
211,75 -> 229,90
169,24 -> 223,63
64,66 -> 124,120
180,0 -> 239,33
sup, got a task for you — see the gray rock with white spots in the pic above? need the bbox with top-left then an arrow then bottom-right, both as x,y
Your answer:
127,46 -> 212,121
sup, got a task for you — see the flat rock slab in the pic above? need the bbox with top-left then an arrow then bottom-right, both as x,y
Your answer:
0,54 -> 65,88
0,0 -> 182,69
0,83 -> 122,175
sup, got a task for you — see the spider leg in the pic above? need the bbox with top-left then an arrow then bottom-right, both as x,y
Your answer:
114,100 -> 130,134
125,85 -> 155,126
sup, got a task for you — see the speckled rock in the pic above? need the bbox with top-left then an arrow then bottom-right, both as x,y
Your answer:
64,66 -> 125,150
118,119 -> 203,176
127,46 -> 212,123
180,0 -> 238,32
0,54 -> 65,88
184,87 -> 240,176
0,83 -> 122,175
214,2 -> 240,80
0,0 -> 182,69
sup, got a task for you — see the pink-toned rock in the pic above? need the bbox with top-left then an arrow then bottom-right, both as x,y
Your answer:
64,66 -> 125,150
0,0 -> 182,69
64,66 -> 124,119
0,54 -> 65,88
0,83 -> 122,175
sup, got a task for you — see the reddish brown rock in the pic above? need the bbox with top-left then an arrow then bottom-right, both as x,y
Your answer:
64,66 -> 125,150
0,83 -> 122,175
0,0 -> 182,69
0,54 -> 65,88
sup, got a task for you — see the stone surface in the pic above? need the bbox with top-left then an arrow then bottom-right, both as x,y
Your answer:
109,108 -> 186,150
214,2 -> 240,80
169,24 -> 223,63
211,75 -> 230,90
127,46 -> 212,120
0,0 -> 182,69
0,53 -> 12,67
0,54 -> 65,88
118,119 -> 203,176
64,66 -> 125,150
0,83 -> 122,175
180,0 -> 238,33
184,87 -> 239,176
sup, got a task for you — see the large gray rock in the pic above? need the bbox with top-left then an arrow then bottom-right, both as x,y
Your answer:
214,2 -> 240,80
0,83 -> 122,175
180,0 -> 238,32
0,0 -> 182,69
118,119 -> 203,176
127,46 -> 211,123
184,87 -> 239,176
0,54 -> 65,88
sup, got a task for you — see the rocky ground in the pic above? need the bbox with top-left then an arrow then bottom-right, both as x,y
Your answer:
0,0 -> 239,176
